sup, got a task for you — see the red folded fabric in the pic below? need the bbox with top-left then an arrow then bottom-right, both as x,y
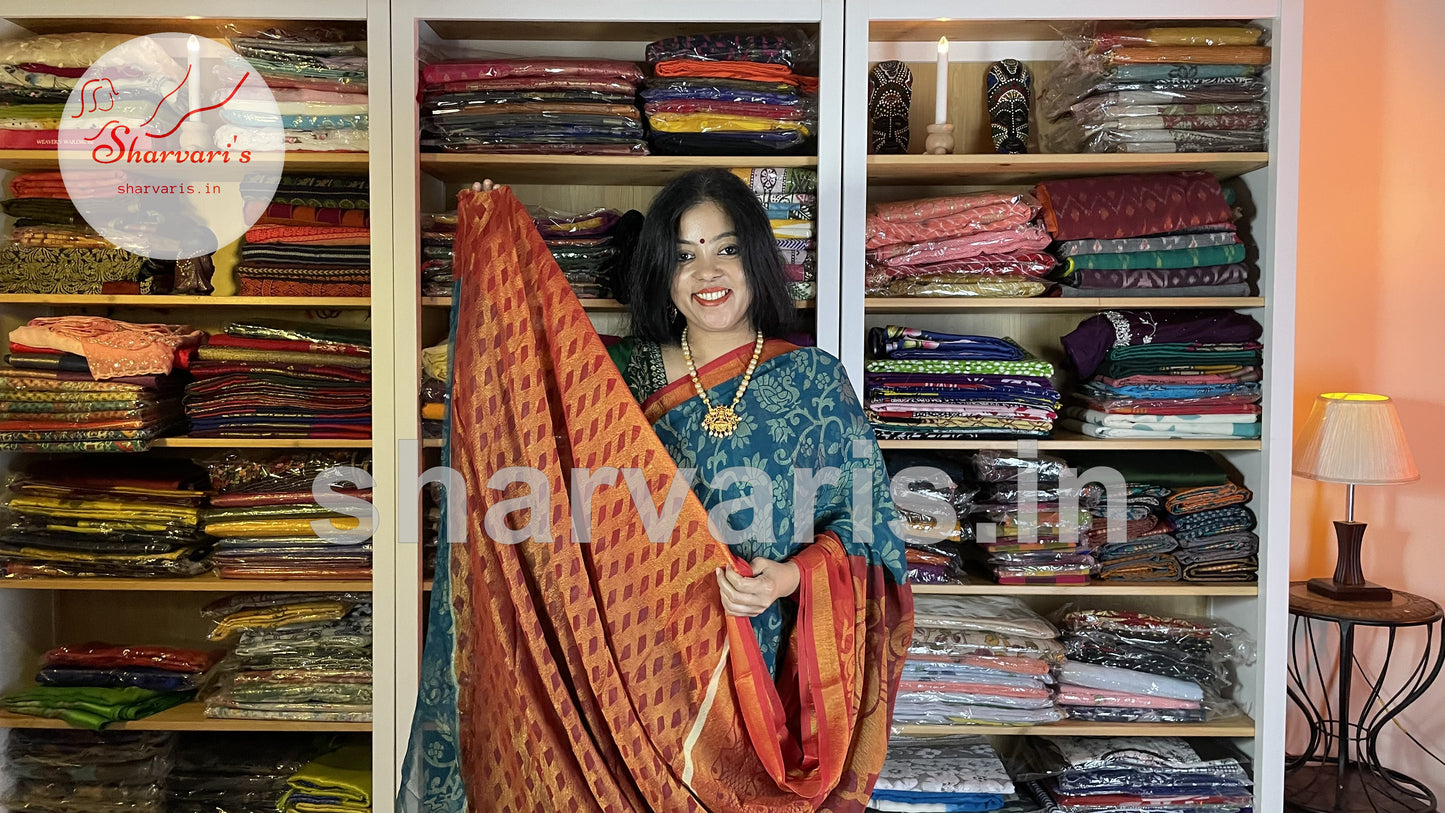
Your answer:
422,59 -> 644,85
43,644 -> 223,673
653,58 -> 799,86
1034,171 -> 1234,241
243,225 -> 371,245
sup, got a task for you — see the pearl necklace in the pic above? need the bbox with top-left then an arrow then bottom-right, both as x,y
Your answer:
680,327 -> 765,439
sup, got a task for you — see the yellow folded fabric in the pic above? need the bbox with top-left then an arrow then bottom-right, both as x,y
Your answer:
209,601 -> 354,641
202,516 -> 361,539
421,342 -> 448,382
421,402 -> 445,421
645,113 -> 812,135
1102,26 -> 1265,47
1109,46 -> 1272,65
769,220 -> 815,239
6,495 -> 199,527
280,744 -> 372,811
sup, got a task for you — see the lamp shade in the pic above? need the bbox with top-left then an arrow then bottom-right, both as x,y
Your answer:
1293,393 -> 1419,485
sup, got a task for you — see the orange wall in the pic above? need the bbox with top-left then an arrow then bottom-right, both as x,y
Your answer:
1294,0 -> 1445,790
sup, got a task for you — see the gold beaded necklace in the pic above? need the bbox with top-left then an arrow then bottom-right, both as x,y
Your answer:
680,327 -> 765,439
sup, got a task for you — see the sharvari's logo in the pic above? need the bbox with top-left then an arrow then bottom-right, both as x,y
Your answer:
59,33 -> 285,260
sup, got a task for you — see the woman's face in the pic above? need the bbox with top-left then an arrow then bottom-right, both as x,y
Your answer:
670,200 -> 753,338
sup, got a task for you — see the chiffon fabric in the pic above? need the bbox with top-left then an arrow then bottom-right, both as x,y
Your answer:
399,187 -> 911,812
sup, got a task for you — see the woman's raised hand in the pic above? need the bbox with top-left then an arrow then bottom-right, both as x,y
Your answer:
715,558 -> 802,618
471,179 -> 503,192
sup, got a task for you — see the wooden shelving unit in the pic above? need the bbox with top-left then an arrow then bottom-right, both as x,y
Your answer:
0,2 -> 396,801
0,704 -> 372,733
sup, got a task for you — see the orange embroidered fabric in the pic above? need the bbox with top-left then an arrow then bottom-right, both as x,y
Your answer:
436,187 -> 911,812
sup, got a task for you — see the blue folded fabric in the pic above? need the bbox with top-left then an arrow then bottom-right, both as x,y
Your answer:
870,326 -> 1029,361
870,789 -> 1007,812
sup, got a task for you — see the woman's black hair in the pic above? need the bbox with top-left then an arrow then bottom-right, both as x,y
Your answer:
628,168 -> 796,343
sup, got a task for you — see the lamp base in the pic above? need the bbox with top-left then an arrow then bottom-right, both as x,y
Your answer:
1307,520 -> 1394,602
1306,577 -> 1393,602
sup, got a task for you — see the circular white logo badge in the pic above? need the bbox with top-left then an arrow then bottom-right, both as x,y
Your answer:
58,33 -> 285,260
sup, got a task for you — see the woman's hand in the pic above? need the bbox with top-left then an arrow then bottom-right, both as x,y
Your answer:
715,558 -> 802,617
471,179 -> 504,192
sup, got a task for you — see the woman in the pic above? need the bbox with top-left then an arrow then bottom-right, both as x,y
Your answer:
403,173 -> 911,813
606,168 -> 909,675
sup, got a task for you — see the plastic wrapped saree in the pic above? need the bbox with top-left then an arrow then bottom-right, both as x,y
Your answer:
399,187 -> 912,812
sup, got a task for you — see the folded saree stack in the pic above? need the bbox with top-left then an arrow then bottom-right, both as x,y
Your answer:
531,205 -> 625,299
1029,737 -> 1253,811
0,456 -> 212,578
420,339 -> 448,439
885,451 -> 977,585
1056,608 -> 1251,723
2,729 -> 176,813
420,211 -> 455,297
1060,309 -> 1263,439
864,191 -> 1057,298
967,450 -> 1095,584
280,744 -> 373,813
203,592 -> 373,723
0,172 -> 156,294
184,320 -> 371,439
869,735 -> 1017,812
865,326 -> 1059,440
0,643 -> 213,729
733,166 -> 819,300
1042,24 -> 1270,154
169,732 -> 334,813
642,33 -> 817,155
238,175 -> 372,296
898,595 -> 1064,727
0,32 -> 146,151
0,316 -> 198,452
202,450 -> 373,580
420,58 -> 646,155
221,32 -> 369,153
1037,171 -> 1254,297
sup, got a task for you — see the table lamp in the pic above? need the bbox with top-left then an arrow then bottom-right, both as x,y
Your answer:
1293,393 -> 1419,601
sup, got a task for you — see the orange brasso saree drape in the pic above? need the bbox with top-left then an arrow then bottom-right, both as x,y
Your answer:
399,188 -> 912,813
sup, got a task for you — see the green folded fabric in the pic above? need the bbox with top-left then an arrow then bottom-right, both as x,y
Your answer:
864,358 -> 1054,377
1066,450 -> 1231,488
281,744 -> 373,811
1060,243 -> 1247,271
0,686 -> 192,730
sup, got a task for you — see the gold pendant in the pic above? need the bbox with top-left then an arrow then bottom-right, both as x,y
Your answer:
701,404 -> 742,438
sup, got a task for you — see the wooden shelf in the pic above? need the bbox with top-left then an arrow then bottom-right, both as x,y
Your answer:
869,19 -> 1091,43
866,296 -> 1265,312
422,439 -> 444,448
894,715 -> 1255,738
425,19 -> 817,43
911,582 -> 1257,597
152,438 -> 372,449
0,574 -> 371,592
0,295 -> 370,309
866,153 -> 1269,185
0,703 -> 370,733
0,150 -> 368,175
877,431 -> 1260,451
419,154 -> 818,185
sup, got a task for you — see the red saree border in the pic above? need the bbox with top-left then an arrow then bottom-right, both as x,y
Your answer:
642,339 -> 799,424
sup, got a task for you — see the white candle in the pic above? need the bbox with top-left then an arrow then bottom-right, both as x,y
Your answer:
186,36 -> 201,115
935,37 -> 949,125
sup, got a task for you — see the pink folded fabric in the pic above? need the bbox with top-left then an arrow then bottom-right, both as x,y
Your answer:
896,681 -> 1053,698
873,191 -> 1038,224
871,224 -> 1053,268
1057,684 -> 1202,709
865,204 -> 1038,250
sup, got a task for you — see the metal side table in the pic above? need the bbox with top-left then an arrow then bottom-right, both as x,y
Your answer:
1286,581 -> 1445,812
